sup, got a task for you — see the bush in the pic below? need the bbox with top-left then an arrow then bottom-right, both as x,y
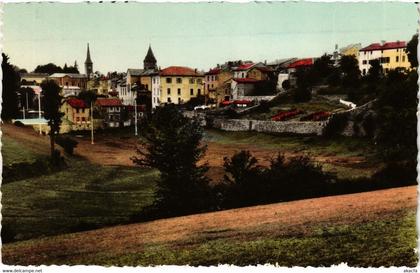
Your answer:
323,112 -> 349,137
55,136 -> 78,155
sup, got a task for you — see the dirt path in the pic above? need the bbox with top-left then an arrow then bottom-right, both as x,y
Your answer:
3,186 -> 416,265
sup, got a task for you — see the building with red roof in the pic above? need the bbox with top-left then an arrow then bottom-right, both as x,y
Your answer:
159,66 -> 205,105
61,98 -> 91,131
95,98 -> 124,128
359,40 -> 410,75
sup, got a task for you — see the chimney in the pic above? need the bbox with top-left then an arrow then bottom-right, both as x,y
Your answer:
264,60 -> 267,65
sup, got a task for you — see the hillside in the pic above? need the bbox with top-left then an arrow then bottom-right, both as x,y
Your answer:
3,185 -> 417,266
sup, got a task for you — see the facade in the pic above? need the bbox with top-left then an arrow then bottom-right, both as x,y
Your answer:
61,98 -> 91,131
231,78 -> 260,99
49,73 -> 88,91
117,81 -> 136,106
96,98 -> 123,128
151,74 -> 161,109
359,41 -> 409,75
205,68 -> 233,104
85,43 -> 93,80
159,66 -> 204,104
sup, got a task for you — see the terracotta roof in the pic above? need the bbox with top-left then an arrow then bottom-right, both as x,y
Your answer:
233,78 -> 260,84
66,98 -> 88,109
360,41 -> 406,52
288,58 -> 313,68
96,98 -> 123,107
160,66 -> 202,76
382,41 -> 406,50
205,68 -> 221,75
234,63 -> 255,71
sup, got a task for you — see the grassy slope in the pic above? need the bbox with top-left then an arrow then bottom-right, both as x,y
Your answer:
3,187 -> 417,267
204,129 -> 379,179
2,130 -> 158,242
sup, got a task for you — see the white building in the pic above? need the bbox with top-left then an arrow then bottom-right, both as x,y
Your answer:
117,82 -> 136,106
359,43 -> 382,76
151,75 -> 161,109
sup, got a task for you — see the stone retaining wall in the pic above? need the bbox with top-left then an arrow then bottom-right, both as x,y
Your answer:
212,118 -> 326,135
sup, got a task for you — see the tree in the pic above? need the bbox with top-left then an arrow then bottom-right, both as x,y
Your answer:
312,54 -> 334,81
2,53 -> 20,120
131,104 -> 212,217
19,87 -> 35,110
375,69 -> 417,162
34,63 -> 63,74
221,150 -> 262,207
41,80 -> 64,161
78,90 -> 97,105
339,55 -> 360,88
406,34 -> 418,68
365,59 -> 382,83
294,67 -> 312,102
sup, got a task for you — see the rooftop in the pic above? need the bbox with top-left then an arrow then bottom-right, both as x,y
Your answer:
96,98 -> 123,107
160,66 -> 202,76
360,41 -> 406,52
49,73 -> 87,79
66,98 -> 88,109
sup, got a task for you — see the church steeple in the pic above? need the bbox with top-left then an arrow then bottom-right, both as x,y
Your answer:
143,44 -> 157,70
85,43 -> 93,79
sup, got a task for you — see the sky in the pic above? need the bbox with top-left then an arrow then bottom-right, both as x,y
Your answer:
2,2 -> 418,73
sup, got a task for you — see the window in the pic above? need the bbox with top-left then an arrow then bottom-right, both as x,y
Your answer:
167,97 -> 171,103
189,78 -> 194,84
197,79 -> 202,84
176,78 -> 182,84
66,82 -> 69,86
76,117 -> 80,122
362,69 -> 366,75
362,60 -> 367,65
396,56 -> 399,62
82,117 -> 86,122
166,78 -> 172,83
177,88 -> 181,95
167,88 -> 171,95
403,56 -> 406,62
190,89 -> 194,95
76,109 -> 80,113
178,97 -> 181,104
198,89 -> 201,96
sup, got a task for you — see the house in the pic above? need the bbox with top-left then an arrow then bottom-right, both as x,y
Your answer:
340,43 -> 362,58
284,58 -> 314,87
61,98 -> 91,131
95,98 -> 123,128
49,73 -> 88,96
159,66 -> 204,105
204,67 -> 233,104
359,41 -> 410,75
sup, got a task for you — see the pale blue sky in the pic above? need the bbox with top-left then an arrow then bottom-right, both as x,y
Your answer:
2,2 -> 418,73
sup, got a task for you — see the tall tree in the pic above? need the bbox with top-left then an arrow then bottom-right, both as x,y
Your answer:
131,104 -> 212,217
406,34 -> 418,68
2,53 -> 20,120
41,80 -> 64,160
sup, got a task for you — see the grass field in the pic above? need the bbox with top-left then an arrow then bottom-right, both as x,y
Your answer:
1,132 -> 158,242
2,134 -> 41,165
3,186 -> 416,267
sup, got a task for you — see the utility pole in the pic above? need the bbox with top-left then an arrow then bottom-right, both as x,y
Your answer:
134,99 -> 138,136
38,93 -> 42,134
91,101 -> 94,144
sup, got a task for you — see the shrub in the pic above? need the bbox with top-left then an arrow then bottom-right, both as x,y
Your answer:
323,112 -> 349,137
55,136 -> 78,155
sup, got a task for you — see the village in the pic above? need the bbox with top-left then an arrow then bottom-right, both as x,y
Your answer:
15,40 -> 410,136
